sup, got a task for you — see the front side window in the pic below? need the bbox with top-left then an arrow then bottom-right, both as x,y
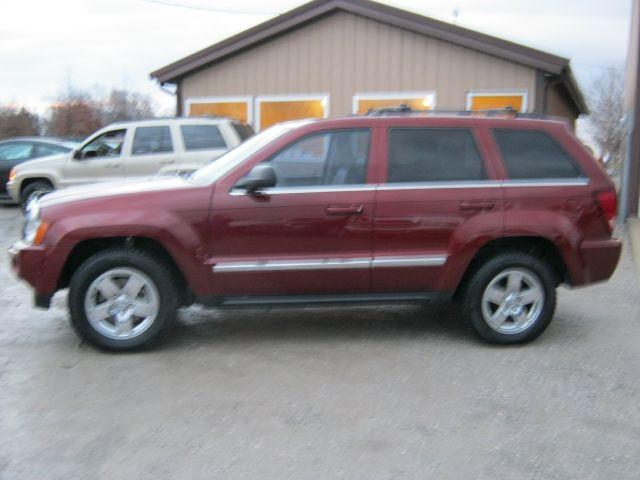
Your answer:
0,143 -> 33,161
264,130 -> 370,188
387,128 -> 485,183
181,125 -> 226,151
132,126 -> 173,155
493,130 -> 582,179
80,129 -> 126,159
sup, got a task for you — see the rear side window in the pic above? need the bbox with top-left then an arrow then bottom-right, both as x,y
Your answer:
132,126 -> 173,155
493,130 -> 582,179
387,128 -> 485,183
181,125 -> 226,150
231,122 -> 255,141
34,144 -> 68,158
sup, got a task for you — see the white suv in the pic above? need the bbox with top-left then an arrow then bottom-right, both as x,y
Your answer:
7,117 -> 253,204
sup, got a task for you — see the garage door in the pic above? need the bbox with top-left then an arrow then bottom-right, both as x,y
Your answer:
257,97 -> 327,131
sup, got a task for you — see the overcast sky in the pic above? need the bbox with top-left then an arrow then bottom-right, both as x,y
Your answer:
0,0 -> 632,115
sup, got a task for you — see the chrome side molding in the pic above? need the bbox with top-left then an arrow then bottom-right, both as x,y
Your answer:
213,254 -> 447,272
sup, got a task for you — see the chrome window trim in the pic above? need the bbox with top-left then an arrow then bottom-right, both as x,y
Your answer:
228,178 -> 590,196
377,181 -> 502,191
501,178 -> 590,187
230,185 -> 377,195
213,254 -> 448,272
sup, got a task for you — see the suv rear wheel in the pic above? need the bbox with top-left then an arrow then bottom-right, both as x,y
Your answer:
461,252 -> 557,344
68,248 -> 178,350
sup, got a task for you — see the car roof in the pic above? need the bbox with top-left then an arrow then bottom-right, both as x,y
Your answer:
106,116 -> 236,128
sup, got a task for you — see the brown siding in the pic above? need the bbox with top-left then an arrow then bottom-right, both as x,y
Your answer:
545,83 -> 580,126
181,11 -> 537,119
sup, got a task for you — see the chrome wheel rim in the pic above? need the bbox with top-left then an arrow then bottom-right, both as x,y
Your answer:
481,268 -> 544,334
84,268 -> 160,340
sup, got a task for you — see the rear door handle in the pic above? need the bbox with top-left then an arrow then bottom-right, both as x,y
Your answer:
104,163 -> 121,169
159,159 -> 175,165
459,200 -> 495,211
326,204 -> 364,215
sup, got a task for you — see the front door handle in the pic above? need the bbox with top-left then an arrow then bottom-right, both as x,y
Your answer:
459,200 -> 495,211
159,159 -> 175,165
326,204 -> 364,215
104,163 -> 121,169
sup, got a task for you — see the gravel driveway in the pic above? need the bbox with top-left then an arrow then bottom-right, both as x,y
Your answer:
1,205 -> 639,479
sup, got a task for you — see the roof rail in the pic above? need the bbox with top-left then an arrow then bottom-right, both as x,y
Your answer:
364,104 -> 558,121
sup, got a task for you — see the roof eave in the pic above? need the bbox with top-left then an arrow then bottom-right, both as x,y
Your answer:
150,0 -> 571,84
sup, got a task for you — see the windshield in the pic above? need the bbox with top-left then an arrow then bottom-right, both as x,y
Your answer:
189,121 -> 310,184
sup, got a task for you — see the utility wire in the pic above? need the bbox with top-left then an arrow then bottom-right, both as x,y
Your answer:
141,0 -> 281,15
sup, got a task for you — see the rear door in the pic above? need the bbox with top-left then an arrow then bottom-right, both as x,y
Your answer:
126,124 -> 176,178
0,142 -> 34,196
371,119 -> 503,294
177,123 -> 230,172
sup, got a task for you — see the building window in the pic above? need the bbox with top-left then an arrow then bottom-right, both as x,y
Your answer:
352,92 -> 436,114
256,95 -> 329,131
185,97 -> 253,125
466,90 -> 528,112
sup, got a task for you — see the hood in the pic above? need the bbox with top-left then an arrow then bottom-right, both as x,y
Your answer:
15,152 -> 69,171
39,176 -> 193,207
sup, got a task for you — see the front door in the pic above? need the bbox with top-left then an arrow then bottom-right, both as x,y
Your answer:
372,121 -> 503,294
61,129 -> 128,188
209,128 -> 375,297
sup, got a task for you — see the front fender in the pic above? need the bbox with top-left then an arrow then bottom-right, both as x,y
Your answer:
44,207 -> 211,297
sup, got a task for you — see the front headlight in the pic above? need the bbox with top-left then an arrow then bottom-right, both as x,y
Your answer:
22,201 -> 49,245
8,167 -> 16,182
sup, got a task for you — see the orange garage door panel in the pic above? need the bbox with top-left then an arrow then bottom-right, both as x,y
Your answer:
356,98 -> 432,114
259,100 -> 325,130
470,95 -> 524,112
188,102 -> 249,123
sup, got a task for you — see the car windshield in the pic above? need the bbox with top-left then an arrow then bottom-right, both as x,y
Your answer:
189,120 -> 312,184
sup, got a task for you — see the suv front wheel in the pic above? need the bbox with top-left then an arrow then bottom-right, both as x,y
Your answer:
68,248 -> 178,350
461,252 -> 557,344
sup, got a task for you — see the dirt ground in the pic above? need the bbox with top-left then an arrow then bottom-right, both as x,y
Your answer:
1,205 -> 639,479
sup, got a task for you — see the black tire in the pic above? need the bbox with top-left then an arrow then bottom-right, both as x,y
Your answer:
461,251 -> 557,344
68,248 -> 178,351
21,180 -> 53,206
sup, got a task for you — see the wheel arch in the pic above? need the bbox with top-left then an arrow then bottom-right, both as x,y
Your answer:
454,236 -> 569,300
57,236 -> 194,307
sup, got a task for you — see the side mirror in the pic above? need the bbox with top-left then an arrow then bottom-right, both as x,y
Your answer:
72,150 -> 82,160
234,164 -> 277,193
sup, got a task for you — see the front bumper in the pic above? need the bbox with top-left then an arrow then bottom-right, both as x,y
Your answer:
5,180 -> 19,203
9,241 -> 70,309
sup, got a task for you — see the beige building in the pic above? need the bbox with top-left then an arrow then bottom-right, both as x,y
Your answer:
151,0 -> 587,131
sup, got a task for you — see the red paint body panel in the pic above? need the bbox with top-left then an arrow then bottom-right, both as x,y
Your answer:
8,115 -> 621,304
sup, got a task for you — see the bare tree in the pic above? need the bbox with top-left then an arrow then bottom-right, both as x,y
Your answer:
0,106 -> 40,139
46,83 -> 156,139
586,68 -> 625,174
103,89 -> 155,124
46,84 -> 102,139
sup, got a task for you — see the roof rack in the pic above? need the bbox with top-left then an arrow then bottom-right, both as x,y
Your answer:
364,104 -> 556,120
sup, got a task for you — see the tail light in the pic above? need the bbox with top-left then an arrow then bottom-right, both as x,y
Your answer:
594,190 -> 617,233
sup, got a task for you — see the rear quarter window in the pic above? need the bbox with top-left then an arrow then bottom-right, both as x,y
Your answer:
231,122 -> 255,141
493,129 -> 583,179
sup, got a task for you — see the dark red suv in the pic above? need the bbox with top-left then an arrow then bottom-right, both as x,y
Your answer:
9,112 -> 621,350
